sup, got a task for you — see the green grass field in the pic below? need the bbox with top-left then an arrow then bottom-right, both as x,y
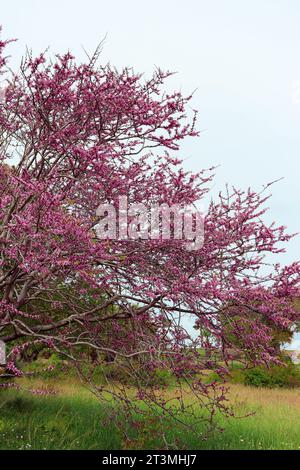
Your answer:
1,379 -> 300,450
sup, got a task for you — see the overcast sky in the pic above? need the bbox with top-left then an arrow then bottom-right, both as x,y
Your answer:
2,1 -> 300,347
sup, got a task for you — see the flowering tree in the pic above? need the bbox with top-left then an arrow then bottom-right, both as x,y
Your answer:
0,31 -> 300,444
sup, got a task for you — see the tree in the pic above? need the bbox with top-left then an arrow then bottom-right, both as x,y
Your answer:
0,30 -> 299,443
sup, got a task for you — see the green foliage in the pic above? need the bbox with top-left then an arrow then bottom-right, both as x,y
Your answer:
2,383 -> 300,449
204,360 -> 300,389
152,368 -> 174,386
0,390 -> 119,450
204,371 -> 222,383
228,369 -> 246,384
22,354 -> 73,380
81,363 -> 175,387
231,363 -> 300,389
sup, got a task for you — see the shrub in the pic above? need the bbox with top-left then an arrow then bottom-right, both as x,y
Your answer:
152,368 -> 174,386
205,361 -> 300,388
239,363 -> 300,388
21,354 -> 72,380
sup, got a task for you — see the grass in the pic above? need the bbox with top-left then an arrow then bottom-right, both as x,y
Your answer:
0,382 -> 120,450
1,378 -> 300,449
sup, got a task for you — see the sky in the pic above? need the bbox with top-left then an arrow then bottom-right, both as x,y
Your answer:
1,0 -> 300,347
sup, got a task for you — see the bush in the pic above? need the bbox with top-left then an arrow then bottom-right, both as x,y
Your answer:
152,368 -> 174,386
22,354 -> 72,380
236,363 -> 300,388
204,360 -> 300,388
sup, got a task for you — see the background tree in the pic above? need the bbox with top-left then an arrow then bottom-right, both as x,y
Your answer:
0,30 -> 300,441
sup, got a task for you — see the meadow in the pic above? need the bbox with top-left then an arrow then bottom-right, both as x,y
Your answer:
1,377 -> 300,450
